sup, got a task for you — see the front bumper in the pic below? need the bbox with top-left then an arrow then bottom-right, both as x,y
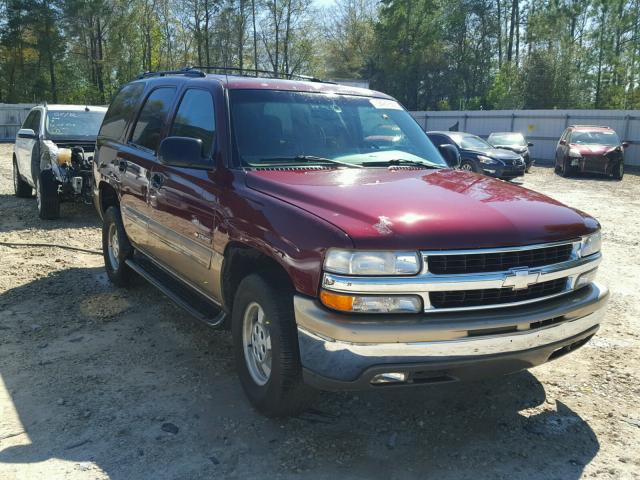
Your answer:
482,163 -> 526,178
295,282 -> 608,390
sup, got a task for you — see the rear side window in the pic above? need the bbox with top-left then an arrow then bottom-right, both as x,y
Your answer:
99,83 -> 145,141
170,89 -> 216,159
130,87 -> 176,153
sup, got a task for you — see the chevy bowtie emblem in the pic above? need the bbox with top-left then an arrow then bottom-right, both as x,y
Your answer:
502,268 -> 540,290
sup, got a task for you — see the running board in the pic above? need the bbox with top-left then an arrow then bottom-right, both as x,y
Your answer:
125,255 -> 226,328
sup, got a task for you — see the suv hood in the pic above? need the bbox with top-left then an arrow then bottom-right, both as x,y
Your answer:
570,143 -> 620,156
245,168 -> 598,250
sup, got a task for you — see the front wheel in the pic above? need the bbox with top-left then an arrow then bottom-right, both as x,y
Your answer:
460,160 -> 478,173
613,162 -> 624,180
232,274 -> 316,417
559,159 -> 571,178
36,170 -> 60,219
102,206 -> 134,287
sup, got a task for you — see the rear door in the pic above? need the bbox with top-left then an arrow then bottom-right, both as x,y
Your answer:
120,86 -> 177,252
147,86 -> 220,298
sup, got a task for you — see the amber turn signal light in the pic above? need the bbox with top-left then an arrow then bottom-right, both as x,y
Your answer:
320,290 -> 354,312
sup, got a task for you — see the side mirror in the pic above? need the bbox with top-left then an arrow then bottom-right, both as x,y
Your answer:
158,136 -> 210,169
622,141 -> 630,149
17,128 -> 37,139
439,144 -> 460,168
559,139 -> 567,146
527,142 -> 534,147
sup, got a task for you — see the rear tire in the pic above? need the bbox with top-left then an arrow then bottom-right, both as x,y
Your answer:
102,206 -> 134,287
232,273 -> 316,417
13,158 -> 33,198
36,170 -> 60,219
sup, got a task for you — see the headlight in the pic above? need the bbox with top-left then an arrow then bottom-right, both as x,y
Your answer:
320,290 -> 422,313
324,249 -> 420,275
478,155 -> 498,164
580,232 -> 601,257
569,148 -> 582,158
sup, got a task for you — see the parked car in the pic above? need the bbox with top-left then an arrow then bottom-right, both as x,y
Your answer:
487,132 -> 534,172
94,68 -> 607,417
555,125 -> 627,180
13,104 -> 107,219
427,131 -> 526,180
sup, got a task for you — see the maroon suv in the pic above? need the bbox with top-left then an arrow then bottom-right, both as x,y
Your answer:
555,125 -> 627,179
93,69 -> 608,416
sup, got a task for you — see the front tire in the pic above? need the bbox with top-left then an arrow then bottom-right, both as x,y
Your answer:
460,160 -> 478,173
559,159 -> 571,178
102,206 -> 134,287
13,158 -> 33,198
232,274 -> 316,417
613,162 -> 624,180
36,170 -> 60,219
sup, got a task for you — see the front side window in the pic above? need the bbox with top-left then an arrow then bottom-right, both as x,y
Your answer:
170,89 -> 215,159
229,90 -> 446,168
130,87 -> 176,152
100,83 -> 145,141
24,110 -> 41,132
46,110 -> 105,140
570,130 -> 620,146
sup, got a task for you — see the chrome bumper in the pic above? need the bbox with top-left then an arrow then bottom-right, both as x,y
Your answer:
295,282 -> 608,389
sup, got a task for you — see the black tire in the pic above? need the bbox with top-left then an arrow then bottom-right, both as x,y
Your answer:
13,158 -> 33,198
460,159 -> 479,173
102,206 -> 134,287
559,159 -> 571,178
36,170 -> 60,219
232,273 -> 316,417
613,162 -> 624,180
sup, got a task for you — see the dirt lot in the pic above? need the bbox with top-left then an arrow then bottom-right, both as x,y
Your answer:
0,143 -> 639,480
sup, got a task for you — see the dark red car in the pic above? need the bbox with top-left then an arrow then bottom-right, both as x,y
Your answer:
555,125 -> 628,179
93,68 -> 608,416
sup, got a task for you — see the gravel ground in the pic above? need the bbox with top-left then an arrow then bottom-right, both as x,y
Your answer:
0,142 -> 639,480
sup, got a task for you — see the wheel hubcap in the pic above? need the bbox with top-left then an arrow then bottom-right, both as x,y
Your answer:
242,302 -> 272,386
461,163 -> 472,171
107,223 -> 120,269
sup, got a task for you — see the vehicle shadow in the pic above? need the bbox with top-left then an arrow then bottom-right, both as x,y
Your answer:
0,267 -> 599,479
0,193 -> 99,233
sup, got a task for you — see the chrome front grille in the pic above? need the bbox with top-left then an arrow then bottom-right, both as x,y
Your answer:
427,244 -> 573,275
321,239 -> 602,313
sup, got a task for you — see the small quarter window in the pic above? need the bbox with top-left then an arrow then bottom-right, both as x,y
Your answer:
170,89 -> 216,159
130,87 -> 177,153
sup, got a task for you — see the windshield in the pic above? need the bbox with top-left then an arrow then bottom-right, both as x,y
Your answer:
448,133 -> 492,150
45,110 -> 106,140
229,90 -> 447,168
571,130 -> 620,146
489,133 -> 525,146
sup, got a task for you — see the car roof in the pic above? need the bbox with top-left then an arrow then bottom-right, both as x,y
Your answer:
489,132 -> 524,136
570,125 -> 614,132
133,73 -> 394,100
40,104 -> 108,112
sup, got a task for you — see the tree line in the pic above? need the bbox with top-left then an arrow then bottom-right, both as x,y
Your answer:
1,0 -> 639,110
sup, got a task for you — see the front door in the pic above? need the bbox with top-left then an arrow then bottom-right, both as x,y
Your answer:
147,87 -> 220,300
16,109 -> 41,186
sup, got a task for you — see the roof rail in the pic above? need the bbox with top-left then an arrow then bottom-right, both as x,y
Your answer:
569,124 -> 611,129
137,67 -> 206,79
190,65 -> 336,84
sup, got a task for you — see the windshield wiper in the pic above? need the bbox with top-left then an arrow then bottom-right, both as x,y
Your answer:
253,155 -> 362,169
361,158 -> 442,169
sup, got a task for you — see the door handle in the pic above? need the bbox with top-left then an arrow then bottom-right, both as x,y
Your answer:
118,159 -> 128,172
151,173 -> 165,189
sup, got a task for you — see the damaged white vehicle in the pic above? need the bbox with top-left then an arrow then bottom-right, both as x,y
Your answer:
12,104 -> 107,219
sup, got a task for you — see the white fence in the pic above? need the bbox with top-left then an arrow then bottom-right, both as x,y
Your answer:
0,104 -> 36,141
411,109 -> 640,166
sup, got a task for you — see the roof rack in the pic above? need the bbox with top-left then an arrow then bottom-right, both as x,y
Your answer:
189,66 -> 336,84
569,124 -> 611,129
137,68 -> 206,79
